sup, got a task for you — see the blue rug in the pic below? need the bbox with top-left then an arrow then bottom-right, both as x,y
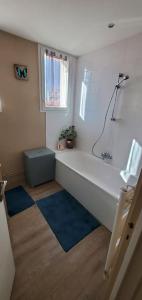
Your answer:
5,186 -> 35,217
37,190 -> 100,252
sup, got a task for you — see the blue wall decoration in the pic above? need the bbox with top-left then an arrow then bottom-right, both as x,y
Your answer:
14,64 -> 28,80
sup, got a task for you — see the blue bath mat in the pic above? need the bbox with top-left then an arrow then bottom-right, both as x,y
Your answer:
37,190 -> 100,252
5,186 -> 35,217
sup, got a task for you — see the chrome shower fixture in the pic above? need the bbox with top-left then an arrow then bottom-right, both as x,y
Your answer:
124,75 -> 129,80
101,152 -> 112,160
116,73 -> 129,89
119,73 -> 124,77
118,73 -> 129,79
111,73 -> 129,121
91,72 -> 130,159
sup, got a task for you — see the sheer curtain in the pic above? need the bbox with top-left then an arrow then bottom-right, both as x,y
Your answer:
44,49 -> 69,108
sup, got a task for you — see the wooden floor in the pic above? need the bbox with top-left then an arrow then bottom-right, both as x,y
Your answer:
9,181 -> 110,300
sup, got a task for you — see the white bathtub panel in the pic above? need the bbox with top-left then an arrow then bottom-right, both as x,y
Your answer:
56,150 -> 124,200
56,160 -> 116,231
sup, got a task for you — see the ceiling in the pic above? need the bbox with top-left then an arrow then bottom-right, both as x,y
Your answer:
0,0 -> 142,56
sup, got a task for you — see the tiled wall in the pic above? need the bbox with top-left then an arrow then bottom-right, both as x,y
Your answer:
74,33 -> 142,169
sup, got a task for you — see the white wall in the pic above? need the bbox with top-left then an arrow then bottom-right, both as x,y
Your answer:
74,33 -> 142,169
46,57 -> 76,149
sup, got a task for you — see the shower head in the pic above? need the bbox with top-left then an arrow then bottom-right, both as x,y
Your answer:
119,73 -> 124,78
118,73 -> 129,80
116,73 -> 129,88
124,75 -> 129,80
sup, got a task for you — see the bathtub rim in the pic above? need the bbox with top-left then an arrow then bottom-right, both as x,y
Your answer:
54,149 -> 123,202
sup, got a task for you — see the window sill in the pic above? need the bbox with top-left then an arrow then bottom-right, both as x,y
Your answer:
40,106 -> 68,112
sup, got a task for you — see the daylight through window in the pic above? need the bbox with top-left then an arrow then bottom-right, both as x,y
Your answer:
43,49 -> 69,109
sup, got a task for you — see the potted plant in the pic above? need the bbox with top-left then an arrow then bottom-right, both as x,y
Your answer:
59,126 -> 77,149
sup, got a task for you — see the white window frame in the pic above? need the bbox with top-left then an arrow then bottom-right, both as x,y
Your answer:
38,44 -> 73,112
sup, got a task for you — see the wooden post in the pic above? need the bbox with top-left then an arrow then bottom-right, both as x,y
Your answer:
105,169 -> 142,300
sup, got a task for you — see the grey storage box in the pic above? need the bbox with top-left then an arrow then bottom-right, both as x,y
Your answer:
24,148 -> 55,187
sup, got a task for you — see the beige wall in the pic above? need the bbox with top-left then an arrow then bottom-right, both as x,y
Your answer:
0,31 -> 46,186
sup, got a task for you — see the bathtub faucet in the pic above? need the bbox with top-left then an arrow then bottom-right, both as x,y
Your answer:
101,152 -> 112,160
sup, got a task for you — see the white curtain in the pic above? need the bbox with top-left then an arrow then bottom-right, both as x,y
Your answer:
44,49 -> 69,108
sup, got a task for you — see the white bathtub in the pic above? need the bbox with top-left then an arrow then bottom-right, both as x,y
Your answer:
55,150 -> 124,231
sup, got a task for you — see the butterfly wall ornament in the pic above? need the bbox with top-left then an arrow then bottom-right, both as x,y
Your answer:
14,64 -> 28,80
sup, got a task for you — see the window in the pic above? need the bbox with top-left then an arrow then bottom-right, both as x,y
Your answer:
39,46 -> 69,110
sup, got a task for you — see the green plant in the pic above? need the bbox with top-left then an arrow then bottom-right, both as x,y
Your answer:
59,126 -> 77,141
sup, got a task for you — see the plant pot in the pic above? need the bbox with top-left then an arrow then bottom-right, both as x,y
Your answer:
66,139 -> 74,149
